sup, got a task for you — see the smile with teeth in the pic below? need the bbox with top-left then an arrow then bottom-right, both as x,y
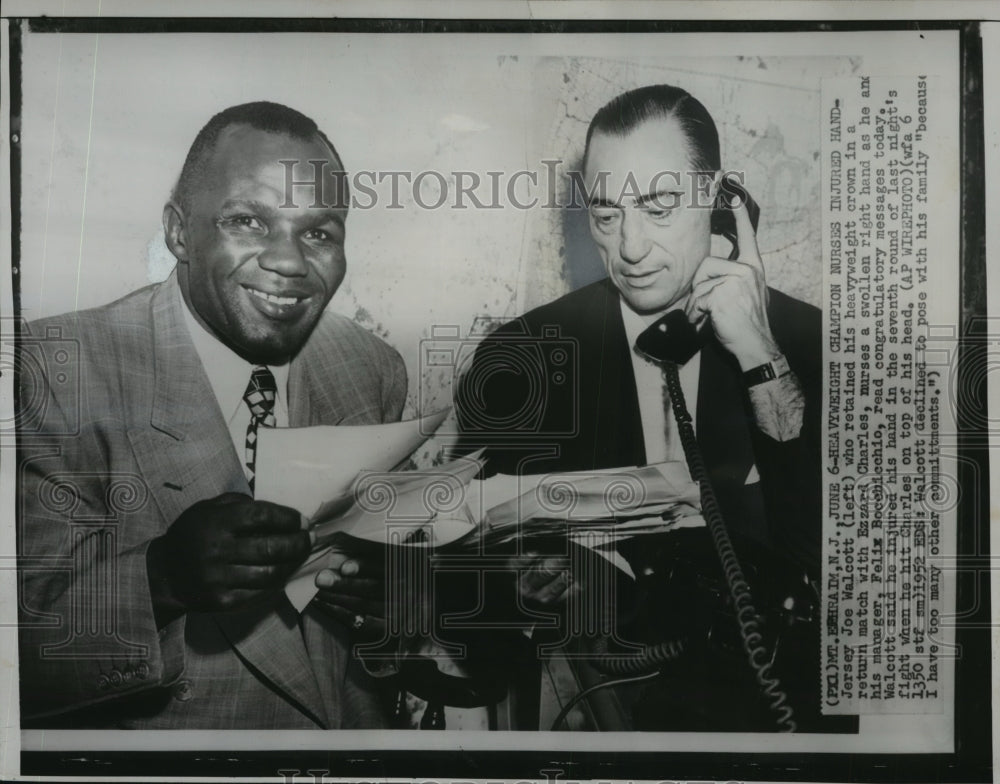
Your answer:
247,287 -> 304,306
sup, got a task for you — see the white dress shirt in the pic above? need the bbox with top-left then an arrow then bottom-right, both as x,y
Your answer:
618,298 -> 701,467
179,289 -> 290,481
619,298 -> 760,486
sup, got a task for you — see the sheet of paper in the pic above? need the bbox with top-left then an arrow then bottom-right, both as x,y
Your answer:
310,451 -> 484,543
284,450 -> 484,611
255,408 -> 450,517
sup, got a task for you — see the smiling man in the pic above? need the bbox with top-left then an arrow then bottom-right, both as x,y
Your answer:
18,102 -> 406,729
166,121 -> 350,365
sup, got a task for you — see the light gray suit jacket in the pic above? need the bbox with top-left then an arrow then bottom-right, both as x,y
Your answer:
18,272 -> 408,728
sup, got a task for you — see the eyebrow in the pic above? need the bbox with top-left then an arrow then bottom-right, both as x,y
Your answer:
220,199 -> 346,227
220,199 -> 276,215
636,189 -> 683,208
588,189 -> 684,208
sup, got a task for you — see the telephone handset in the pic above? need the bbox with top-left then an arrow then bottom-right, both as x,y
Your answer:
711,173 -> 761,260
633,175 -> 762,366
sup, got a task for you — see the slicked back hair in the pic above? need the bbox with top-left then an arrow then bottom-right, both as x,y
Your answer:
583,84 -> 721,174
172,101 -> 347,211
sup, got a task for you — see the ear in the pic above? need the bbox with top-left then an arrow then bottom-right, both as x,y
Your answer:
162,201 -> 190,262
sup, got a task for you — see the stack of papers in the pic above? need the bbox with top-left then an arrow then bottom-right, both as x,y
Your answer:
254,413 -> 705,611
467,463 -> 704,547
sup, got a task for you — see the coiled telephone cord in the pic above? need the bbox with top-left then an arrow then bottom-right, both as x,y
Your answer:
589,636 -> 686,676
662,360 -> 797,732
550,359 -> 797,732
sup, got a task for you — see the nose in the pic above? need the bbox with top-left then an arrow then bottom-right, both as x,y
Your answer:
257,231 -> 309,277
619,210 -> 652,264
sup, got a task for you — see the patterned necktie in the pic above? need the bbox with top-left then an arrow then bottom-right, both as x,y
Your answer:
243,365 -> 277,493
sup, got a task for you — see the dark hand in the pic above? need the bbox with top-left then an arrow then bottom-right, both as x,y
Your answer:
147,492 -> 311,625
686,196 -> 780,369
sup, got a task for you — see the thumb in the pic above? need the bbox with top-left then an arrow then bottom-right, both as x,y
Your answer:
315,568 -> 341,589
340,559 -> 361,577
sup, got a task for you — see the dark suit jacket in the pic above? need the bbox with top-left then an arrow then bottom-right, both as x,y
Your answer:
18,272 -> 408,728
453,278 -> 822,572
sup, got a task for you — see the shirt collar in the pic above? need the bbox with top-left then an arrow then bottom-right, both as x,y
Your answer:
178,287 -> 290,420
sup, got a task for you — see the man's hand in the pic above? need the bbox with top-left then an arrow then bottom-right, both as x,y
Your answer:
685,196 -> 780,371
510,552 -> 579,608
686,195 -> 805,440
311,535 -> 393,640
147,492 -> 311,626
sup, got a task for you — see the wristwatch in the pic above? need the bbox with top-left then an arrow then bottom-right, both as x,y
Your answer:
743,354 -> 791,387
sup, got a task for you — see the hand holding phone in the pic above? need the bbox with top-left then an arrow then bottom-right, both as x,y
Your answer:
684,178 -> 782,370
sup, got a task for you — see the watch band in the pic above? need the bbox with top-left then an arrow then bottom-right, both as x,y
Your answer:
743,354 -> 791,387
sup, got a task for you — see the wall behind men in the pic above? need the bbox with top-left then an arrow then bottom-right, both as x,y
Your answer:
19,31 -> 899,464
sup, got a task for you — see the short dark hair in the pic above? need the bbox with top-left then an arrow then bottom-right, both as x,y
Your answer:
583,84 -> 721,174
172,101 -> 346,210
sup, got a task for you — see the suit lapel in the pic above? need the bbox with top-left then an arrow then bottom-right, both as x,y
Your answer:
696,334 -> 755,492
213,599 -> 330,728
288,320 -> 346,427
585,281 -> 646,468
125,273 -> 330,728
287,351 -> 312,427
126,274 -> 248,526
288,315 -> 386,428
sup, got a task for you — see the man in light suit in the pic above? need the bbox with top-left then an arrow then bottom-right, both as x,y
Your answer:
18,102 -> 406,728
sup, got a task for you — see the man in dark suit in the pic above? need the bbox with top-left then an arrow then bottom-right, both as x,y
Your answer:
452,85 -> 822,729
455,278 -> 820,570
18,102 -> 405,728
